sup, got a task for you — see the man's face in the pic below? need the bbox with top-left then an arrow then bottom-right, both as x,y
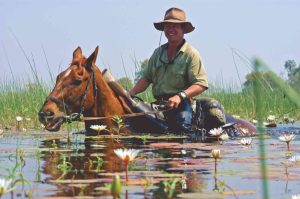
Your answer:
163,23 -> 184,43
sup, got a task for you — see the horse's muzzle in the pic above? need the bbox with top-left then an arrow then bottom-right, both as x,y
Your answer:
38,109 -> 64,131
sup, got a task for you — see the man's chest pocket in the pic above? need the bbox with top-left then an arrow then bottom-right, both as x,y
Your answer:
168,69 -> 186,89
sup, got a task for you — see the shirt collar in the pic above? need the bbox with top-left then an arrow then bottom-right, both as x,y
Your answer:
161,39 -> 187,52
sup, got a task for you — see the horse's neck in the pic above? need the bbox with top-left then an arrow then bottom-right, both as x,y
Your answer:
94,70 -> 127,117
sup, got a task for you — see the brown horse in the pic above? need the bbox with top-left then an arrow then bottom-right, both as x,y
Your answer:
39,46 -> 256,135
39,46 -> 134,134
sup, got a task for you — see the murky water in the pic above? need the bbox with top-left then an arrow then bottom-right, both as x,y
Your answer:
0,123 -> 300,199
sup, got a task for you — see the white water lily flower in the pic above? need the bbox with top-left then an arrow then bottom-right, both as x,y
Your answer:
240,137 -> 252,145
289,156 -> 300,163
220,133 -> 229,141
290,118 -> 295,124
90,125 -> 107,131
211,149 -> 221,159
291,194 -> 300,199
279,133 -> 296,143
181,149 -> 187,155
0,129 -> 3,135
0,178 -> 13,196
209,127 -> 223,137
114,148 -> 141,164
267,115 -> 276,123
250,119 -> 257,125
16,116 -> 23,122
283,114 -> 289,123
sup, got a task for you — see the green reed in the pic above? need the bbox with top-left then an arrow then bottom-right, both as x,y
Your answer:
253,58 -> 300,199
253,58 -> 269,199
0,77 -> 48,129
204,82 -> 300,121
0,77 -> 84,131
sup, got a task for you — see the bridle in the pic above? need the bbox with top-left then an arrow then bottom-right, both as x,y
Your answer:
43,64 -> 98,122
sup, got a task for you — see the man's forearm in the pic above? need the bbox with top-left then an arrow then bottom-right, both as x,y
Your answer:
129,78 -> 150,96
183,84 -> 207,98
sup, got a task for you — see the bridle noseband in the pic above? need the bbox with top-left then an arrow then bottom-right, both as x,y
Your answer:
43,65 -> 98,122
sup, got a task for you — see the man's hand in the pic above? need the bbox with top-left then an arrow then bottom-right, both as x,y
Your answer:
167,95 -> 182,108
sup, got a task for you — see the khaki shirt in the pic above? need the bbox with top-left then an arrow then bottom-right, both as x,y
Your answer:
142,41 -> 208,99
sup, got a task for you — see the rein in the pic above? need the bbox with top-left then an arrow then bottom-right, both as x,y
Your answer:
77,108 -> 171,121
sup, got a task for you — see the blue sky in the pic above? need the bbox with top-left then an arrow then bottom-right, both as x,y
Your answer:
1,0 -> 299,86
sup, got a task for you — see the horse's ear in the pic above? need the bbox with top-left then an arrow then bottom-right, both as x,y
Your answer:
73,47 -> 82,59
85,46 -> 99,70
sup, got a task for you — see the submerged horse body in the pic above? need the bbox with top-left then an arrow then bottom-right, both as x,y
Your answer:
39,47 -> 256,136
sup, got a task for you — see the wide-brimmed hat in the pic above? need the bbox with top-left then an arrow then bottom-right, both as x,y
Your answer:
154,7 -> 195,34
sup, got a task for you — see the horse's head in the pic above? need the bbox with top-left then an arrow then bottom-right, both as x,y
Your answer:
39,46 -> 99,131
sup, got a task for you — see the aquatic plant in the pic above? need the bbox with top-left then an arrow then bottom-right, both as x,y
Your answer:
0,178 -> 14,197
211,149 -> 221,174
112,116 -> 126,135
162,178 -> 181,199
16,116 -> 23,130
219,133 -> 229,144
291,194 -> 300,199
250,119 -> 258,125
288,155 -> 300,163
211,149 -> 221,159
240,137 -> 253,146
57,157 -> 72,172
90,125 -> 107,135
283,114 -> 296,124
16,116 -> 23,122
57,157 -> 73,179
111,175 -> 122,199
95,156 -> 104,172
266,114 -> 276,123
279,133 -> 296,151
208,127 -> 225,143
114,148 -> 140,182
209,127 -> 223,137
51,140 -> 58,148
0,149 -> 28,194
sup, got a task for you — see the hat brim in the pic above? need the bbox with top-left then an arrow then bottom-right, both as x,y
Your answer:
153,20 -> 195,33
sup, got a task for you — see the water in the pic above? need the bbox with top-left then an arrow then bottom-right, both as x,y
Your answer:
0,123 -> 300,199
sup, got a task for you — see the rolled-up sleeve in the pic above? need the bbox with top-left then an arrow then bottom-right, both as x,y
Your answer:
187,52 -> 209,88
142,53 -> 156,83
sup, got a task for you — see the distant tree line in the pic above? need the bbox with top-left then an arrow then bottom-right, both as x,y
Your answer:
243,59 -> 300,93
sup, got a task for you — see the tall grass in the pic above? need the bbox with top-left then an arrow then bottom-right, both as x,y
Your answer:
0,77 -> 49,130
206,84 -> 300,120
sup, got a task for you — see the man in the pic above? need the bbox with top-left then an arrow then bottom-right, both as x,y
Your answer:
129,7 -> 208,133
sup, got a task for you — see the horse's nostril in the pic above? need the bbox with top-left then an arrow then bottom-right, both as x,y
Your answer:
46,110 -> 54,116
39,111 -> 45,118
